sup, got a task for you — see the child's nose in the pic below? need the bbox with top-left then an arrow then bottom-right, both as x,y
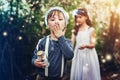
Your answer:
55,20 -> 59,24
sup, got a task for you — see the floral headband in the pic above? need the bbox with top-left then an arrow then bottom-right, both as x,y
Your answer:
72,9 -> 87,16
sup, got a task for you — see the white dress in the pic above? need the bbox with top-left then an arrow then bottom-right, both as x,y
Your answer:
70,27 -> 101,80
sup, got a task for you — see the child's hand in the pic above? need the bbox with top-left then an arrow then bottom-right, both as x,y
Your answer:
53,23 -> 66,38
34,59 -> 46,68
79,44 -> 94,49
79,45 -> 86,49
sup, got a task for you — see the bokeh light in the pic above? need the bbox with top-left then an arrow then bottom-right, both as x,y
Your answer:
105,54 -> 112,61
3,31 -> 8,37
18,36 -> 22,40
101,59 -> 106,63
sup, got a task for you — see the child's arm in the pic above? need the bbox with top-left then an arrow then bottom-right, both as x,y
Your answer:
79,29 -> 96,49
87,30 -> 96,48
71,29 -> 76,47
58,36 -> 74,60
32,39 -> 46,68
52,23 -> 74,59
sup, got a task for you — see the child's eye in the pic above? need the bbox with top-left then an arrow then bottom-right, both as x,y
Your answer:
59,19 -> 63,20
50,19 -> 55,21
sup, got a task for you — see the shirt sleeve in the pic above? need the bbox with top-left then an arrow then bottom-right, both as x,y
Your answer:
31,39 -> 42,65
58,36 -> 74,60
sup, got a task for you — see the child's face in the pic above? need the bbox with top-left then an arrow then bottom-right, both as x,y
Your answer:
75,14 -> 87,25
47,11 -> 66,31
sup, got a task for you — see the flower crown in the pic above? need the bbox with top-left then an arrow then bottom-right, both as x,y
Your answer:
72,9 -> 86,16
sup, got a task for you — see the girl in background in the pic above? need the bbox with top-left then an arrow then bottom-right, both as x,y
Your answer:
70,8 -> 101,80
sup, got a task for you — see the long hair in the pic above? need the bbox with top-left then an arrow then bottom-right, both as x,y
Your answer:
73,8 -> 92,36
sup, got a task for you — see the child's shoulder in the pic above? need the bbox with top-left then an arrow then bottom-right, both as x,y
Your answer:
88,27 -> 95,32
65,38 -> 72,43
38,36 -> 47,43
89,27 -> 95,30
66,38 -> 71,41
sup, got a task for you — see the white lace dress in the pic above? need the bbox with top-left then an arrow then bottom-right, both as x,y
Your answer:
70,27 -> 101,80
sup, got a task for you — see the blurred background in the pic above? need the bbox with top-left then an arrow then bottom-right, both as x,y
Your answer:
0,0 -> 120,80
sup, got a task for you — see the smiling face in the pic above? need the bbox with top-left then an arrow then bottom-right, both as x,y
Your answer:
47,10 -> 66,32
